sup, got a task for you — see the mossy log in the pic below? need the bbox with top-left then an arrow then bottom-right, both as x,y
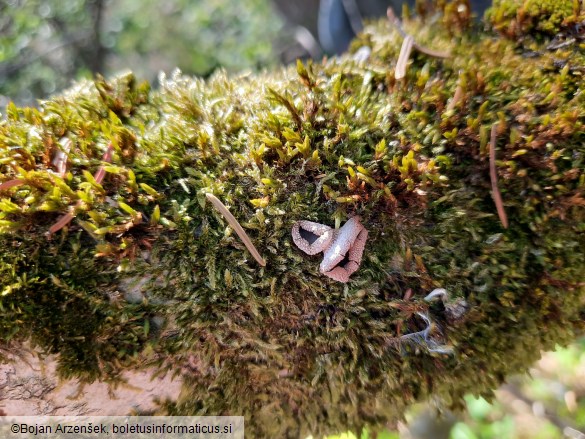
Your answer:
1,1 -> 584,437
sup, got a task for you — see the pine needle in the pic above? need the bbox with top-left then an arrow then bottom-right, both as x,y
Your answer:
395,35 -> 414,80
490,123 -> 509,228
387,7 -> 451,60
205,193 -> 266,267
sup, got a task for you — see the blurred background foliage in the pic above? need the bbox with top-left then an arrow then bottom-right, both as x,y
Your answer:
0,0 -> 584,437
321,342 -> 585,438
0,0 -> 282,107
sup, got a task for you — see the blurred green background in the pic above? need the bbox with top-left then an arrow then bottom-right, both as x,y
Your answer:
1,1 -> 584,437
0,0 -> 282,107
318,340 -> 585,438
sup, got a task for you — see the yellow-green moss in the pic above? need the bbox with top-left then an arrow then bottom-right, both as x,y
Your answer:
487,0 -> 578,37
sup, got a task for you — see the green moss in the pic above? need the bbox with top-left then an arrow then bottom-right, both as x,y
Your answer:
1,2 -> 584,438
487,0 -> 579,37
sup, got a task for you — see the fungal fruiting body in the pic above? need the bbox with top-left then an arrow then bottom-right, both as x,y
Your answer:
292,216 -> 368,283
291,220 -> 334,255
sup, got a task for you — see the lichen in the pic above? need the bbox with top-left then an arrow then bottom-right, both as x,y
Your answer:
1,1 -> 584,438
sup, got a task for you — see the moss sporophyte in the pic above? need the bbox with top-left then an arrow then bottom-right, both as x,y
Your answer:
1,1 -> 584,438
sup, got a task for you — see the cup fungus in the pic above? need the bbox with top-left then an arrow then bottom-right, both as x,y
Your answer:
292,216 -> 368,283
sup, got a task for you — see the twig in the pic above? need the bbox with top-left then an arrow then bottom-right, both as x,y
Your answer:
205,193 -> 266,267
490,123 -> 509,228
